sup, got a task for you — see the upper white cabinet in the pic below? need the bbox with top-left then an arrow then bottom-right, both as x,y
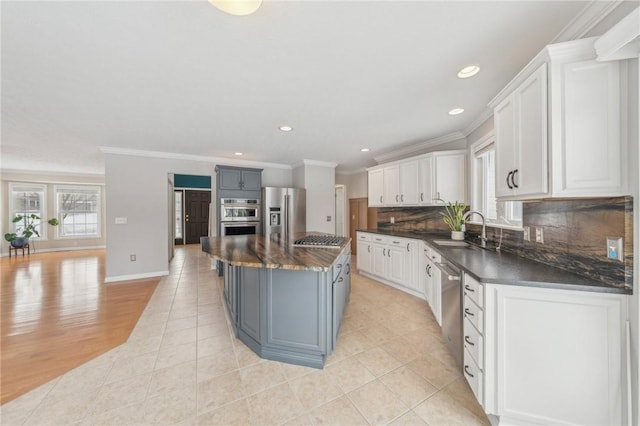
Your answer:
368,150 -> 466,207
368,168 -> 384,207
489,37 -> 628,200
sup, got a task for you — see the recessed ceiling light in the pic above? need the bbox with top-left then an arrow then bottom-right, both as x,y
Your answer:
457,65 -> 480,79
234,152 -> 243,156
360,148 -> 370,152
279,125 -> 293,132
448,108 -> 465,116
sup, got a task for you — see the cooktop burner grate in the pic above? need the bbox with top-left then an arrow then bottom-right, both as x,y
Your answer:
293,235 -> 346,248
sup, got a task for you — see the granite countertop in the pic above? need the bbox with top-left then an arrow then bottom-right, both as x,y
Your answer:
357,229 -> 631,295
201,234 -> 351,272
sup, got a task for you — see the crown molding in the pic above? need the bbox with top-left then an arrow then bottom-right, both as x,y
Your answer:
335,167 -> 367,176
551,0 -> 623,43
302,159 -> 338,168
594,6 -> 640,61
373,131 -> 466,164
99,147 -> 292,170
0,168 -> 105,180
462,108 -> 494,137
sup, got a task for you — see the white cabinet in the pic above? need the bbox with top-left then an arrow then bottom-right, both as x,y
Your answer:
490,37 -> 628,200
423,245 -> 441,325
462,274 -> 484,405
356,232 -> 372,273
367,150 -> 466,207
368,169 -> 384,206
483,284 -> 626,425
494,64 -> 548,198
357,232 -> 425,300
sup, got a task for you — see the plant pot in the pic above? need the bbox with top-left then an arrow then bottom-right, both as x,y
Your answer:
451,231 -> 464,241
10,237 -> 29,248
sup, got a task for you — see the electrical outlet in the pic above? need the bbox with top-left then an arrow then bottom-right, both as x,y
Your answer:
523,226 -> 530,241
535,227 -> 544,243
130,254 -> 136,262
390,216 -> 395,224
606,237 -> 623,262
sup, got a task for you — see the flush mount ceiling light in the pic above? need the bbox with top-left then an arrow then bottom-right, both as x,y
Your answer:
360,148 -> 370,152
457,64 -> 480,79
448,108 -> 465,115
279,125 -> 293,132
234,152 -> 243,156
208,0 -> 262,16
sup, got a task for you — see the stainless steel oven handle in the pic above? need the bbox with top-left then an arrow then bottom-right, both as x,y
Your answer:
434,262 -> 460,281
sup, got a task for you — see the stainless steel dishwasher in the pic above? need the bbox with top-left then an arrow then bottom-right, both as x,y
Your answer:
434,258 -> 462,371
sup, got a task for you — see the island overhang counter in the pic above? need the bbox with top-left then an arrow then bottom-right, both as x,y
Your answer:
201,234 -> 352,368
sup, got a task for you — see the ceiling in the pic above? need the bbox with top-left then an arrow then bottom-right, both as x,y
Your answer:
1,1 -> 605,175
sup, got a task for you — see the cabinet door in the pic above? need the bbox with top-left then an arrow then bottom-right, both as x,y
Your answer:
399,161 -> 419,204
486,284 -> 624,425
371,244 -> 387,277
383,165 -> 400,205
514,63 -> 547,197
404,240 -> 421,293
386,244 -> 405,284
494,96 -> 517,198
332,273 -> 347,349
418,156 -> 434,204
241,170 -> 262,190
219,168 -> 242,190
555,60 -> 624,196
368,169 -> 384,207
356,241 -> 371,273
434,153 -> 466,203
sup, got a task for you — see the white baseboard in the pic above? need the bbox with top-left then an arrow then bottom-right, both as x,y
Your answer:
1,245 -> 106,257
104,271 -> 169,283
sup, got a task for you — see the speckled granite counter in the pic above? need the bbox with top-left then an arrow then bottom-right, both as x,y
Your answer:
358,229 -> 631,295
200,233 -> 351,272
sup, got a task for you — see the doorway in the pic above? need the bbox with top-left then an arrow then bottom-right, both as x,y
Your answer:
184,190 -> 211,244
349,198 -> 373,255
335,185 -> 347,237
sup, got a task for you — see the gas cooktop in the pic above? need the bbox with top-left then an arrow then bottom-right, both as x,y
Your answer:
293,235 -> 346,249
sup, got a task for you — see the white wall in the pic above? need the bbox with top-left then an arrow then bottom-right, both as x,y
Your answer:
303,163 -> 336,233
336,171 -> 368,199
0,170 -> 106,255
104,153 -> 293,281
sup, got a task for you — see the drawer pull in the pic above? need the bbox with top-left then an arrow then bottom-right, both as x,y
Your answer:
464,365 -> 475,378
392,240 -> 400,244
406,243 -> 410,252
338,276 -> 344,282
464,308 -> 475,317
336,263 -> 342,269
464,336 -> 475,346
464,285 -> 475,292
383,248 -> 386,256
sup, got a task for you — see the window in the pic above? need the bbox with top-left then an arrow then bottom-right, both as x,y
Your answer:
55,185 -> 101,238
175,190 -> 183,239
471,135 -> 523,229
9,183 -> 47,239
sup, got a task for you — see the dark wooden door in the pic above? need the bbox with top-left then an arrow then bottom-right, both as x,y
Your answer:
185,190 -> 211,244
349,198 -> 369,255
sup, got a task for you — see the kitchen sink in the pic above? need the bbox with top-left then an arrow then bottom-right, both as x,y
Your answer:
432,240 -> 470,247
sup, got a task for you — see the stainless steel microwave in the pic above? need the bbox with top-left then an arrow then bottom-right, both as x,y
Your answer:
220,198 -> 260,222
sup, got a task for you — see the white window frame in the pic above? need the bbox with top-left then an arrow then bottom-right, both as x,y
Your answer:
54,185 -> 102,239
8,182 -> 48,240
470,133 -> 523,230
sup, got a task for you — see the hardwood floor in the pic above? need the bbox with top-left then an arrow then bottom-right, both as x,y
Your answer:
0,249 -> 158,404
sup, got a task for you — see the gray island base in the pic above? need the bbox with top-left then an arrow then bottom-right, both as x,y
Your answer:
202,234 -> 351,369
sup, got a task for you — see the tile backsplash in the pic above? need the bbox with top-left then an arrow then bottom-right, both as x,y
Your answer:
377,197 -> 633,290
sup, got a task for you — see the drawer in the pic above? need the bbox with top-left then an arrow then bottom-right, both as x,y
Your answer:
387,237 -> 406,247
371,234 -> 389,244
463,316 -> 484,366
464,295 -> 484,332
464,348 -> 484,406
332,253 -> 348,282
357,232 -> 372,242
463,274 -> 484,309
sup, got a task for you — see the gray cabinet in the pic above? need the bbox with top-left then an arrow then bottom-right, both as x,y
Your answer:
216,166 -> 262,191
219,244 -> 351,368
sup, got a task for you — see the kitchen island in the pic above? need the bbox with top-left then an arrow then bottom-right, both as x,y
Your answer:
201,234 -> 351,368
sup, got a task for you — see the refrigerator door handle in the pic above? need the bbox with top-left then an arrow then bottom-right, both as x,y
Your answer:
284,194 -> 289,240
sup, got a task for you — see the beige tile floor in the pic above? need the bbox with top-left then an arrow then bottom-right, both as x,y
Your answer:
0,245 -> 490,426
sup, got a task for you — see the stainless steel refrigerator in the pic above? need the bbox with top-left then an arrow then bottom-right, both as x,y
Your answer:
262,187 -> 306,238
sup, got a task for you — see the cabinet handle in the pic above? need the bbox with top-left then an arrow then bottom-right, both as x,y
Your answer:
464,336 -> 475,346
388,249 -> 391,258
420,193 -> 424,202
338,276 -> 344,282
464,308 -> 475,317
464,285 -> 475,292
407,243 -> 410,252
396,194 -> 399,202
380,195 -> 383,203
368,245 -> 370,253
401,194 -> 404,202
393,240 -> 400,244
383,248 -> 386,256
346,264 -> 351,275
464,365 -> 475,378
337,263 -> 342,269
512,169 -> 519,188
437,191 -> 440,199
506,171 -> 513,189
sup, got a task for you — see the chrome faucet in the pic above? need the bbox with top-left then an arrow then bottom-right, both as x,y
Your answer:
463,211 -> 487,248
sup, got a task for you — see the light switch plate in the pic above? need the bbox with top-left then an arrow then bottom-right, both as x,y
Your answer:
606,237 -> 623,262
115,217 -> 127,225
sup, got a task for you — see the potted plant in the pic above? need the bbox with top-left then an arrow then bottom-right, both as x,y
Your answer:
4,214 -> 59,248
437,199 -> 468,240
